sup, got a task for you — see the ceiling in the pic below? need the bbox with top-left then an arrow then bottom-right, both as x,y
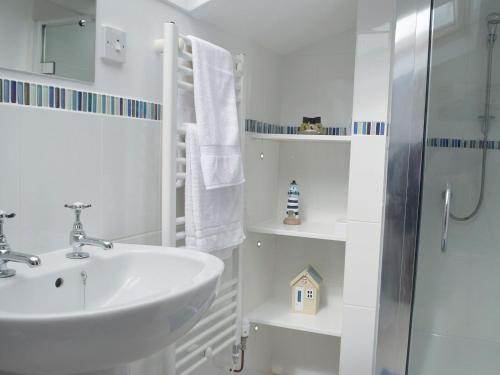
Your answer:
163,0 -> 358,55
33,0 -> 96,21
48,0 -> 96,15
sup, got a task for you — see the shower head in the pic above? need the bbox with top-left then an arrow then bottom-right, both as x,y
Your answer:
488,13 -> 500,40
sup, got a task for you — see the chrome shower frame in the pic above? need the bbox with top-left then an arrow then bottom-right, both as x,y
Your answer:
375,0 -> 432,374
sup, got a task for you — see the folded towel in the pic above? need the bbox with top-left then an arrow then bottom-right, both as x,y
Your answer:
185,124 -> 245,257
188,35 -> 245,189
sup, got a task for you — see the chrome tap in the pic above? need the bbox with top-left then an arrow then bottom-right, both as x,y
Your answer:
65,202 -> 113,259
0,211 -> 41,278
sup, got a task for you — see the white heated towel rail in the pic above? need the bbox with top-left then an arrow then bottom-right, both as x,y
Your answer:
159,22 -> 245,375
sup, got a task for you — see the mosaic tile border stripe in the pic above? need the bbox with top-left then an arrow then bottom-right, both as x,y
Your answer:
245,119 -> 350,136
352,121 -> 386,136
0,78 -> 162,121
427,138 -> 500,150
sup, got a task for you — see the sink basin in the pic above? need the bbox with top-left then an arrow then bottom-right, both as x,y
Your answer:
0,243 -> 224,375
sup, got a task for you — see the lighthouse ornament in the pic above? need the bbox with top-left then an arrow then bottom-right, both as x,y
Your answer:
284,180 -> 301,225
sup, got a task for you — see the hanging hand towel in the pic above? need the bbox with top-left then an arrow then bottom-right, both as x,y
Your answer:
188,35 -> 245,189
185,124 -> 245,256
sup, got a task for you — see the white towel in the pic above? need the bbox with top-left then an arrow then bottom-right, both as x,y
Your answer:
188,35 -> 245,189
185,124 -> 245,257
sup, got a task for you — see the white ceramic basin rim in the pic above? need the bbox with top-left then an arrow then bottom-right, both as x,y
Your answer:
0,243 -> 224,375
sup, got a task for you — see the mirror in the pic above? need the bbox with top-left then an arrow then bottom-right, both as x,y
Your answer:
0,0 -> 96,82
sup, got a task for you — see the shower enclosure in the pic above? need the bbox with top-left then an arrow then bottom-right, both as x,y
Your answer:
377,0 -> 500,374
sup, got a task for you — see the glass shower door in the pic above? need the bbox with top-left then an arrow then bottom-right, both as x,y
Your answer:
408,0 -> 500,374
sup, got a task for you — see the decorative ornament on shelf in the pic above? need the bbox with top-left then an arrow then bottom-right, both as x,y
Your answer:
298,116 -> 324,135
290,265 -> 323,315
284,180 -> 301,225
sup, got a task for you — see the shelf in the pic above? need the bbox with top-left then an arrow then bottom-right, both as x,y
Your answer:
250,133 -> 351,143
247,218 -> 347,242
247,299 -> 342,337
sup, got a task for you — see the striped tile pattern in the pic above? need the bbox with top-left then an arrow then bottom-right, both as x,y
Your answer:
245,119 -> 349,136
427,138 -> 500,149
0,78 -> 162,121
245,119 -> 285,134
352,121 -> 386,136
285,125 -> 349,136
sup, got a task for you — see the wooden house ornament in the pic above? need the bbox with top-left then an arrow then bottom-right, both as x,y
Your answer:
290,265 -> 322,315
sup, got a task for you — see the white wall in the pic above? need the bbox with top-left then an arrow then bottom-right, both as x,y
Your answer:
278,30 -> 356,127
0,2 -> 396,375
339,0 -> 394,374
0,0 -> 35,72
351,0 -> 394,123
0,0 -> 281,104
0,0 -> 281,254
0,1 -> 281,374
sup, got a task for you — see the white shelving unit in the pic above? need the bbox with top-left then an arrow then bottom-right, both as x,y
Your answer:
251,133 -> 351,143
247,298 -> 343,337
244,125 -> 349,350
247,218 -> 347,242
244,103 -> 351,374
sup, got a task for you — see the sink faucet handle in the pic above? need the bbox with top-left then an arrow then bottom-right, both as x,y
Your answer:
0,211 -> 15,251
0,211 -> 15,220
64,202 -> 92,212
65,202 -> 91,233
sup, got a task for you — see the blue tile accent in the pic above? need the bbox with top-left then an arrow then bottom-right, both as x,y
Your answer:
49,86 -> 54,108
37,85 -> 42,106
17,81 -> 23,104
61,88 -> 66,109
0,76 -> 162,121
352,121 -> 387,136
245,119 -> 349,136
3,80 -> 9,103
77,91 -> 82,111
427,137 -> 500,150
82,92 -> 88,112
101,95 -> 106,114
55,87 -> 60,108
10,80 -> 16,103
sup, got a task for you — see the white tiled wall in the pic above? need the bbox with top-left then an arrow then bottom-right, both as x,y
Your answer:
339,305 -> 377,375
351,33 -> 392,122
278,29 -> 356,127
0,1 -> 399,375
0,1 -> 282,374
339,0 -> 394,374
347,136 -> 387,223
101,116 -> 161,241
0,105 -> 162,255
344,222 -> 382,308
0,0 -> 281,251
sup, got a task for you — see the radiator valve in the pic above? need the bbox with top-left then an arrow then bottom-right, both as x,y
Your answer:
230,319 -> 250,372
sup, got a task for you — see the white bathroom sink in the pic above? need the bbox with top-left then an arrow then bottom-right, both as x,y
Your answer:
0,243 -> 224,375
